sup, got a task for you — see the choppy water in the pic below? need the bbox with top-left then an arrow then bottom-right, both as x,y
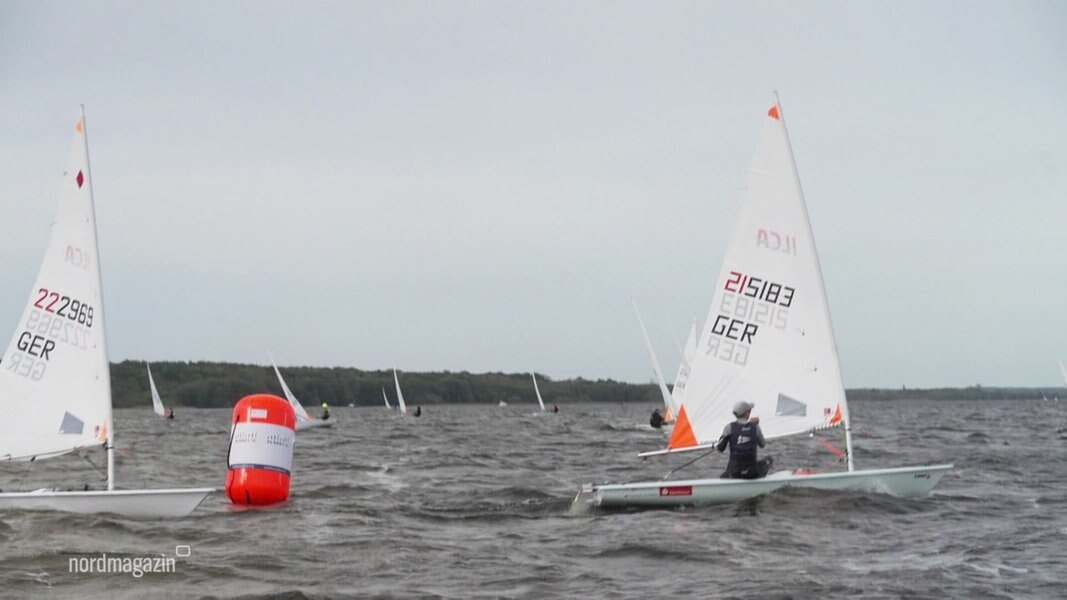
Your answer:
1,399 -> 1065,598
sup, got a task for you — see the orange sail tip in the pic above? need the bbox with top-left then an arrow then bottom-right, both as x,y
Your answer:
829,404 -> 843,426
667,406 -> 698,449
767,105 -> 780,121
75,120 -> 84,133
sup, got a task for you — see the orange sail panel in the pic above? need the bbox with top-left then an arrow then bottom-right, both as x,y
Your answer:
667,406 -> 697,449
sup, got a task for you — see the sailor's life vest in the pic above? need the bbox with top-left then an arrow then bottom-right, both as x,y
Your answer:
727,421 -> 760,458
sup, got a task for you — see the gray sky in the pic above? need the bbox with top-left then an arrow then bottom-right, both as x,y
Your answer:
1,1 -> 1064,387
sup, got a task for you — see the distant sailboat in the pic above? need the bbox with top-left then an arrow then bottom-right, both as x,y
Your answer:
146,363 -> 170,419
270,357 -> 334,430
669,319 -> 698,420
631,299 -> 678,425
531,373 -> 546,412
393,368 -> 409,416
382,387 -> 393,410
575,99 -> 951,509
1059,359 -> 1067,387
0,110 -> 212,517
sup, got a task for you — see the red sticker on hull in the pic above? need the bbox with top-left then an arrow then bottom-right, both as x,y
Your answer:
659,486 -> 693,497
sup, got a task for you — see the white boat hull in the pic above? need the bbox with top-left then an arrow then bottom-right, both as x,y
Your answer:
295,417 -> 335,431
0,487 -> 215,518
575,464 -> 953,509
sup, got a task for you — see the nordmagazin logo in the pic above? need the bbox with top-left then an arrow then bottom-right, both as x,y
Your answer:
68,545 -> 190,578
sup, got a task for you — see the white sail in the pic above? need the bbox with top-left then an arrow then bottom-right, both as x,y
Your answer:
0,110 -> 213,516
664,100 -> 847,454
1059,360 -> 1067,387
147,364 -> 167,417
0,114 -> 113,462
270,357 -> 312,422
393,368 -> 408,415
670,319 -> 699,411
531,372 -> 546,412
632,299 -> 677,418
382,387 -> 392,409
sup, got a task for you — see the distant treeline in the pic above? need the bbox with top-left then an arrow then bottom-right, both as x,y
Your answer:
112,361 -> 658,409
110,361 -> 1065,409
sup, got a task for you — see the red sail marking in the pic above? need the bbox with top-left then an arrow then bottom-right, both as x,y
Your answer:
768,105 -> 780,120
76,171 -> 84,188
828,403 -> 842,426
667,405 -> 698,449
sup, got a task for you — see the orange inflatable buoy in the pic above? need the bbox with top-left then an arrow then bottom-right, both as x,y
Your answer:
225,394 -> 296,506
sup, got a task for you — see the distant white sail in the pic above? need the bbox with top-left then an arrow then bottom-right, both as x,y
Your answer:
271,357 -> 312,422
531,372 -> 546,412
669,319 -> 699,412
393,368 -> 408,415
1060,359 -> 1067,387
632,299 -> 678,418
382,387 -> 392,409
147,363 -> 167,417
665,101 -> 846,453
0,115 -> 112,461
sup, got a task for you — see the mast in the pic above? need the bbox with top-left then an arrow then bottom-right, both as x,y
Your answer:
81,105 -> 115,489
774,93 -> 853,472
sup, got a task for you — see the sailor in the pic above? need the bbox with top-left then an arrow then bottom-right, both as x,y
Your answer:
413,405 -> 422,418
166,408 -> 174,420
649,408 -> 665,429
320,402 -> 330,420
715,401 -> 772,479
552,403 -> 559,414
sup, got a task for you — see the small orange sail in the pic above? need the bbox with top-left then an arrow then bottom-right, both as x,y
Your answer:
667,405 -> 697,449
767,104 -> 780,120
663,406 -> 674,424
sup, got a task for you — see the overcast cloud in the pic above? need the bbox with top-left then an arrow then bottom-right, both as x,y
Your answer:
1,1 -> 1064,387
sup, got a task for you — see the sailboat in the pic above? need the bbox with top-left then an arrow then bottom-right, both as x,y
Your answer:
0,110 -> 213,517
632,299 -> 678,426
382,387 -> 393,410
146,363 -> 171,419
669,319 -> 698,420
574,99 -> 952,509
531,372 -> 546,412
392,368 -> 409,416
270,357 -> 334,430
1059,359 -> 1066,387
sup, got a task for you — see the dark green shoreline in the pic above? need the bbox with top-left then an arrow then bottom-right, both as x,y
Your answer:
109,360 -> 1065,409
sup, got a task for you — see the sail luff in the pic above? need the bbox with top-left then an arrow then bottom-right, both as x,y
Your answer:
81,106 -> 116,489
